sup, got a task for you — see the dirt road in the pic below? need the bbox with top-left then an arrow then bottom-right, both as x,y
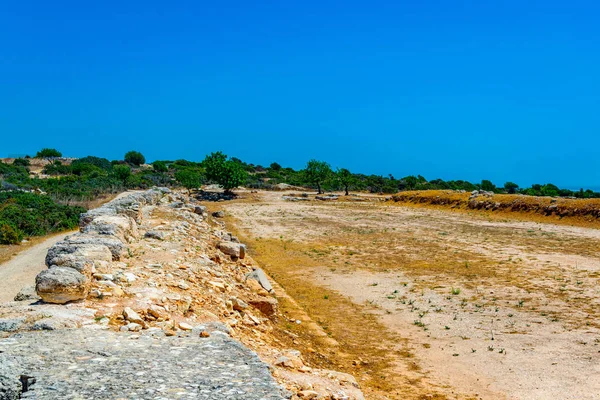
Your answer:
0,232 -> 73,302
222,191 -> 600,400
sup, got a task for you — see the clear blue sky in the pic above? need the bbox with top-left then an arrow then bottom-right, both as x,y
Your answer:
1,1 -> 599,189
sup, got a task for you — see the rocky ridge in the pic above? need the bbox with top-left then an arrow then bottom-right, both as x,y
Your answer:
0,188 -> 364,400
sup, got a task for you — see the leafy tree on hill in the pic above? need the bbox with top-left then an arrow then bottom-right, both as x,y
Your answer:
203,151 -> 248,194
480,179 -> 497,192
175,169 -> 203,194
270,162 -> 282,171
504,182 -> 519,194
337,168 -> 355,196
35,148 -> 62,158
304,160 -> 332,194
124,151 -> 146,166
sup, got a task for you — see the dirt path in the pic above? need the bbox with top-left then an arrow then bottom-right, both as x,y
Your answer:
0,232 -> 75,302
222,191 -> 600,399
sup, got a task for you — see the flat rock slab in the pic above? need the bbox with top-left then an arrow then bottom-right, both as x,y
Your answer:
0,329 -> 288,400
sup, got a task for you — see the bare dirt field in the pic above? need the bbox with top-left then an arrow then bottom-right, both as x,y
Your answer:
220,191 -> 600,400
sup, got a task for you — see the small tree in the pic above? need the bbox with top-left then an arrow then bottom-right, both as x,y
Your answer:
124,151 -> 146,166
305,159 -> 331,194
270,162 -> 282,171
203,152 -> 248,195
35,148 -> 62,158
504,182 -> 519,194
175,169 -> 202,194
481,179 -> 496,192
337,168 -> 355,196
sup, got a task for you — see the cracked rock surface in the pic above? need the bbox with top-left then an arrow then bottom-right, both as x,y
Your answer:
0,327 -> 288,400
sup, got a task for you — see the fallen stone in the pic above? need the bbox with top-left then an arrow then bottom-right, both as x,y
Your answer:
35,267 -> 89,304
209,281 -> 226,293
194,205 -> 207,215
144,230 -> 165,240
147,305 -> 168,320
246,268 -> 273,293
127,322 -> 142,332
179,322 -> 193,331
13,285 -> 40,302
123,307 -> 145,326
93,273 -> 114,281
230,297 -> 249,312
218,241 -> 246,259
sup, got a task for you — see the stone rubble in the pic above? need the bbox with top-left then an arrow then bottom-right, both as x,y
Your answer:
0,188 -> 364,400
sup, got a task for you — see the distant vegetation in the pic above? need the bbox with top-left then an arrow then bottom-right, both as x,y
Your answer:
0,191 -> 84,244
0,147 -> 598,244
1,148 -> 598,200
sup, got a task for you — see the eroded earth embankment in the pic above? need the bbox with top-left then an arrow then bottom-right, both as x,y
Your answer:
221,190 -> 600,400
0,189 -> 363,400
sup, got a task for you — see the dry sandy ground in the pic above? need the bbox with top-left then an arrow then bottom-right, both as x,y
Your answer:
0,232 -> 73,302
223,191 -> 600,400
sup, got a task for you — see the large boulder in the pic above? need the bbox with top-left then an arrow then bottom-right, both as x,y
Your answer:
79,188 -> 169,226
63,234 -> 127,261
35,267 -> 89,304
218,242 -> 246,259
45,243 -> 112,275
81,215 -> 139,243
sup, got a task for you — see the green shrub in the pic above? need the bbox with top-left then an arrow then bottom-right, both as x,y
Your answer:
72,156 -> 112,171
13,158 -> 30,167
152,161 -> 168,173
42,161 -> 72,175
124,151 -> 146,166
113,164 -> 132,182
0,223 -> 23,244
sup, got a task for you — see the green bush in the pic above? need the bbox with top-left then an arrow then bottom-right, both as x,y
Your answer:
42,161 -> 72,175
72,156 -> 112,171
0,192 -> 84,240
124,151 -> 146,166
152,161 -> 168,173
113,164 -> 132,182
13,158 -> 30,167
0,223 -> 23,244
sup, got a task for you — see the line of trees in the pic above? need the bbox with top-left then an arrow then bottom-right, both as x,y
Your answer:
2,148 -> 599,202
